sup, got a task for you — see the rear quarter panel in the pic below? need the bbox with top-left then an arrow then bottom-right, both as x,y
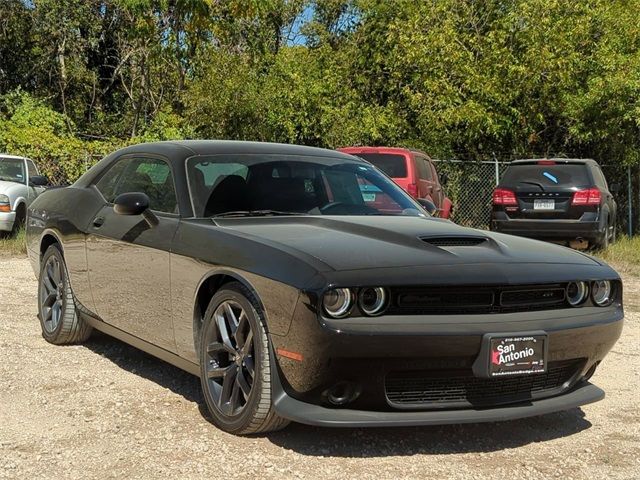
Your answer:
27,186 -> 105,311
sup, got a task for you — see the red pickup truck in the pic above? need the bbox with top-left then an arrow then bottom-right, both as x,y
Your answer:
338,146 -> 453,219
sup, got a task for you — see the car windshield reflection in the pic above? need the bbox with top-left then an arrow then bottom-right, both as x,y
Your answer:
186,155 -> 426,218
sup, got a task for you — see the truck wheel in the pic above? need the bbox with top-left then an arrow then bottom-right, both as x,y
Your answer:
11,203 -> 26,236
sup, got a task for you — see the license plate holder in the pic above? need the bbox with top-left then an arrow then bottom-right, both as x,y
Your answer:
534,199 -> 555,210
472,332 -> 548,378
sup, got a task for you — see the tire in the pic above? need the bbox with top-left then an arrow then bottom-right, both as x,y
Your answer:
37,245 -> 92,344
593,215 -> 610,250
199,281 -> 289,435
609,220 -> 617,244
10,203 -> 25,236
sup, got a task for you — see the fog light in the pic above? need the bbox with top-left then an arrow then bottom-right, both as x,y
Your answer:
323,288 -> 353,318
566,281 -> 588,307
592,280 -> 613,306
359,287 -> 388,316
324,381 -> 360,406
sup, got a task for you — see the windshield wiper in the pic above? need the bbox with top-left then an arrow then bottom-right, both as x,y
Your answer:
214,210 -> 306,218
518,181 -> 545,190
0,176 -> 18,183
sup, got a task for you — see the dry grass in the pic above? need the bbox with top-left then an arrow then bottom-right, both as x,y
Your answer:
0,228 -> 27,256
594,235 -> 640,277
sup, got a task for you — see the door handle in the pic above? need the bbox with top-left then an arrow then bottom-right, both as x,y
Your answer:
93,216 -> 105,228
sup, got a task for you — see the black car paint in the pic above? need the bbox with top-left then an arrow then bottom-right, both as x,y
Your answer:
26,141 -> 623,427
491,159 -> 617,244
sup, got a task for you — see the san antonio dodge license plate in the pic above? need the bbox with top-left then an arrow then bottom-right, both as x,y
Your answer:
488,334 -> 547,377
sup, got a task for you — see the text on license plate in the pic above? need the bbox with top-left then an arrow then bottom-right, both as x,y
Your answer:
533,199 -> 555,210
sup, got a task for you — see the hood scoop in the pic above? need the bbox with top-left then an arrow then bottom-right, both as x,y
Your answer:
421,236 -> 488,247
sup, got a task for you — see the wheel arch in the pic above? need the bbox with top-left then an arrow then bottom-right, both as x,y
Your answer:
192,269 -> 267,355
40,229 -> 64,258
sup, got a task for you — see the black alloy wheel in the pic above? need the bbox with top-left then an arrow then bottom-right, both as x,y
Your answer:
204,299 -> 256,416
38,245 -> 92,344
199,282 -> 289,434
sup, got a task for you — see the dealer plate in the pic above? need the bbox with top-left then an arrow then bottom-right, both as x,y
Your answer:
487,334 -> 547,377
533,199 -> 555,210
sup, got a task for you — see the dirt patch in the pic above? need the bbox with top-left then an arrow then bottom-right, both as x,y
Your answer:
1,256 -> 639,480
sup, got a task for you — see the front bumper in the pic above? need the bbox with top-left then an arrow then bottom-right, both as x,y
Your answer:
273,377 -> 604,427
270,296 -> 623,426
0,211 -> 16,232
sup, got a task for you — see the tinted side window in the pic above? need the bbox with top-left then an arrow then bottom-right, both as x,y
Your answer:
416,157 -> 433,180
96,157 -> 178,214
591,166 -> 608,189
26,160 -> 38,177
95,158 -> 131,202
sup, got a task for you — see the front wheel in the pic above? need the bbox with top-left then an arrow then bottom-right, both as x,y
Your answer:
199,282 -> 289,435
38,245 -> 92,344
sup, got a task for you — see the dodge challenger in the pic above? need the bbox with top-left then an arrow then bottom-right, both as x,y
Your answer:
26,141 -> 624,435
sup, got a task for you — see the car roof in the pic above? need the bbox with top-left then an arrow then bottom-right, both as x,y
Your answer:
338,146 -> 430,157
509,158 -> 598,166
0,154 -> 28,161
116,140 -> 360,162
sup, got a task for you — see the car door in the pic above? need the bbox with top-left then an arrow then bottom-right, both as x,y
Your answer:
25,159 -> 44,204
85,154 -> 180,351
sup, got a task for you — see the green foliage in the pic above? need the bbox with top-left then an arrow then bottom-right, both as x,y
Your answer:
1,0 -> 639,185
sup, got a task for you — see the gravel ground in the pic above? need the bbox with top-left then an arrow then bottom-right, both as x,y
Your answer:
1,255 -> 639,480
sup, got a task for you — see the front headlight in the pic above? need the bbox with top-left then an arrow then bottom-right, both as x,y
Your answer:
359,287 -> 388,316
0,194 -> 9,203
592,280 -> 613,306
322,288 -> 354,318
566,281 -> 589,307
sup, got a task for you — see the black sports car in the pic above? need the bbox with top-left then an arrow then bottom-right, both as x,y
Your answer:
26,141 -> 623,435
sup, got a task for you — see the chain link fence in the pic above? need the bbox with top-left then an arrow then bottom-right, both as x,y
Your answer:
433,159 -> 638,236
34,150 -> 639,236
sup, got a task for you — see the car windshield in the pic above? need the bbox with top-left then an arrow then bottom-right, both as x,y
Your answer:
0,158 -> 26,184
351,153 -> 408,178
186,154 -> 425,218
501,163 -> 590,188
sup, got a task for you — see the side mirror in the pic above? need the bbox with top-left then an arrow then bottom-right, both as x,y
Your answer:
610,183 -> 621,194
440,172 -> 448,186
29,175 -> 49,187
114,192 -> 158,227
417,198 -> 438,216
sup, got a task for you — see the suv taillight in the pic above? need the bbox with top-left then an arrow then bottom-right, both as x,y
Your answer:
407,183 -> 418,198
492,188 -> 517,205
572,188 -> 601,206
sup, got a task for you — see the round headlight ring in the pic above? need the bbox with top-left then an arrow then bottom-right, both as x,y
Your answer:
566,281 -> 589,307
322,288 -> 354,318
592,280 -> 613,307
358,287 -> 388,316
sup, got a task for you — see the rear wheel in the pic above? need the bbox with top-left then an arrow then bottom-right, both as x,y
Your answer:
609,220 -> 617,244
38,245 -> 92,344
199,282 -> 289,435
593,215 -> 610,250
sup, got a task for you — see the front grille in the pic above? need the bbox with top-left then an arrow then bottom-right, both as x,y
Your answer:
501,287 -> 566,307
387,284 -> 568,315
386,360 -> 582,408
421,236 -> 487,247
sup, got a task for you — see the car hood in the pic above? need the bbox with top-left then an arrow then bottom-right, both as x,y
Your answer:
214,215 -> 602,272
0,179 -> 25,195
